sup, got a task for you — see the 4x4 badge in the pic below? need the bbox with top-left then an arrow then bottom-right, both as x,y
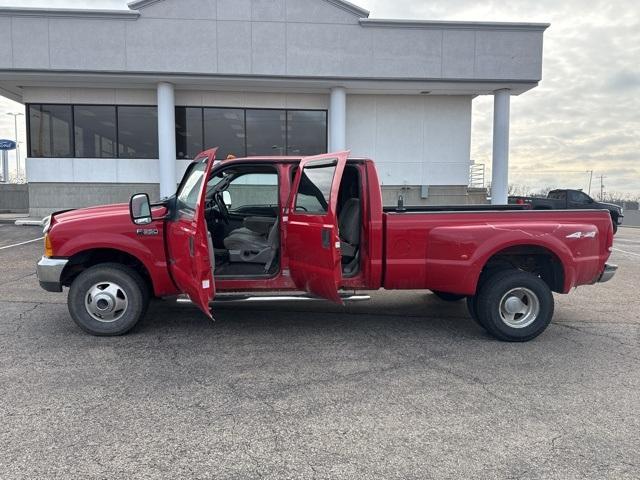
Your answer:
566,231 -> 597,239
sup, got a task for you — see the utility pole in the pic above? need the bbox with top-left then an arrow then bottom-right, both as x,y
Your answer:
7,112 -> 24,180
587,170 -> 593,196
599,175 -> 606,201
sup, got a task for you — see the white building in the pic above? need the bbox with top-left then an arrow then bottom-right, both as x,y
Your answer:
0,0 -> 548,217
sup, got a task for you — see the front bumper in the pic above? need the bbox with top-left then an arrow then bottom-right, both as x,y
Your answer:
598,264 -> 618,283
36,257 -> 69,292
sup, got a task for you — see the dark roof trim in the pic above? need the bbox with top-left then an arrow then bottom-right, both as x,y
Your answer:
0,6 -> 140,19
324,0 -> 370,18
127,0 -> 163,9
360,18 -> 550,31
128,0 -> 370,17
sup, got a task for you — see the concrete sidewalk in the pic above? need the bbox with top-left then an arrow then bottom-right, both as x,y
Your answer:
0,213 -> 29,225
0,214 -> 43,226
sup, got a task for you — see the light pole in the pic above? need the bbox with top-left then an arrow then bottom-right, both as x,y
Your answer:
7,112 -> 24,180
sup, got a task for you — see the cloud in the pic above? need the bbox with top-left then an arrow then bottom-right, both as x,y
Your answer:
606,70 -> 640,92
0,0 -> 638,196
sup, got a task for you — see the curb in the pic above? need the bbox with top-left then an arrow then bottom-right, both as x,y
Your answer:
14,218 -> 44,227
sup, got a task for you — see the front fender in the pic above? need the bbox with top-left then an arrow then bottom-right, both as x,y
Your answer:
53,230 -> 176,296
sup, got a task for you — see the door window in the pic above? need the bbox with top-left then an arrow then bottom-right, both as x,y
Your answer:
569,191 -> 591,204
225,172 -> 279,211
176,161 -> 207,213
294,160 -> 337,214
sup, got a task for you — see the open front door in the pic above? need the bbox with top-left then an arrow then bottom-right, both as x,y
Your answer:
166,148 -> 218,318
286,151 -> 350,303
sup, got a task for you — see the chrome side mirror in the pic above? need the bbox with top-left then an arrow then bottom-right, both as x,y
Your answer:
222,190 -> 232,208
130,193 -> 152,225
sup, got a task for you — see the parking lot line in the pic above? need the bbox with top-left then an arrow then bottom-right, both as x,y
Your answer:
0,237 -> 44,250
612,247 -> 640,257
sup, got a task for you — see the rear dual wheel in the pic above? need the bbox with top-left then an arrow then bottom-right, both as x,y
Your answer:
467,270 -> 554,342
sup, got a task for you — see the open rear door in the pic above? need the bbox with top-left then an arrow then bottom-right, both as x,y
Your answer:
166,148 -> 218,318
285,151 -> 349,303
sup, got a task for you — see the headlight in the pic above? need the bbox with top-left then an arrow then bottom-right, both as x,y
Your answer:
42,215 -> 52,234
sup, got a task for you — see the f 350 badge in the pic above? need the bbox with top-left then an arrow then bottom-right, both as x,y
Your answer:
136,228 -> 159,236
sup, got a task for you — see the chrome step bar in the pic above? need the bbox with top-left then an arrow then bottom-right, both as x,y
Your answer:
176,292 -> 371,304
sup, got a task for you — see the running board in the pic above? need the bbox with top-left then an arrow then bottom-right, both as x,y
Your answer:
176,292 -> 371,304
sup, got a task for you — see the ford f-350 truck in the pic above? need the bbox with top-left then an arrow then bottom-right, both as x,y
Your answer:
37,149 -> 617,342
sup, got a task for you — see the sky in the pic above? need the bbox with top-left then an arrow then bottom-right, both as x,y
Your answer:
0,0 -> 639,197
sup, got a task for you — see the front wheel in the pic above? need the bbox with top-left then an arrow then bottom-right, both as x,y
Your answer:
476,270 -> 554,342
68,263 -> 149,336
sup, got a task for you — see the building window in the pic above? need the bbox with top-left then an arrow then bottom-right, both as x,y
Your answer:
204,108 -> 246,159
176,107 -> 204,160
74,105 -> 117,158
246,109 -> 286,156
28,104 -> 73,158
287,110 -> 327,156
26,103 -> 327,160
117,106 -> 158,159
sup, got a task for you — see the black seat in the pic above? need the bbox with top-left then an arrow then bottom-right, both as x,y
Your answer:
338,198 -> 360,258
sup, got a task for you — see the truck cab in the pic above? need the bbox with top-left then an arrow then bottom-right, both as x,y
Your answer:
157,149 -> 375,313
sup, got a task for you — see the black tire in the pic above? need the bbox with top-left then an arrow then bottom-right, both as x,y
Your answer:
68,263 -> 150,336
612,221 -> 618,235
476,270 -> 554,342
466,295 -> 487,330
432,291 -> 466,302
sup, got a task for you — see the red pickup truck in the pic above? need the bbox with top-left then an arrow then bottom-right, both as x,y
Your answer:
37,149 -> 617,342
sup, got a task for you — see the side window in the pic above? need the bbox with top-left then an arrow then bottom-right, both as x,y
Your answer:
570,191 -> 590,204
176,160 -> 207,213
226,172 -> 278,211
551,191 -> 566,201
294,160 -> 337,214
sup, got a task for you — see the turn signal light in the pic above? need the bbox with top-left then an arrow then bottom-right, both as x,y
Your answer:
44,234 -> 54,258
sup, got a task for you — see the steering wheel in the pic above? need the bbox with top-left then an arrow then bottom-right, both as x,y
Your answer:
214,191 -> 230,224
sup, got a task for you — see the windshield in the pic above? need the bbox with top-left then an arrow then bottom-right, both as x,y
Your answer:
176,160 -> 207,212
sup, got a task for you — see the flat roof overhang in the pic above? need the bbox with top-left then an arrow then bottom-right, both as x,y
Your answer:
0,70 -> 540,103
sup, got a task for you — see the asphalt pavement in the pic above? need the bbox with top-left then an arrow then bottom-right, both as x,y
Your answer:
0,225 -> 639,479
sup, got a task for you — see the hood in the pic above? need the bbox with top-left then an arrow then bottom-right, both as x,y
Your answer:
53,203 -> 130,225
600,202 -> 623,211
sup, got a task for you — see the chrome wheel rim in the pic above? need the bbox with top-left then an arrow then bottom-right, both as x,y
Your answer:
498,287 -> 540,329
85,282 -> 128,323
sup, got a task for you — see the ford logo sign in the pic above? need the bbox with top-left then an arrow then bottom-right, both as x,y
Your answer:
0,139 -> 17,151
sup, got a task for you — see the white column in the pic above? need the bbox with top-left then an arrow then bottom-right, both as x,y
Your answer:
329,87 -> 347,152
157,82 -> 177,199
491,88 -> 511,205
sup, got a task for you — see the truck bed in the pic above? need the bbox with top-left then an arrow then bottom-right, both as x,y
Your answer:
380,208 -> 614,295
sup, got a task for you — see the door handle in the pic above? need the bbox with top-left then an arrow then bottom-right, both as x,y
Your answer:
321,227 -> 331,249
189,236 -> 195,257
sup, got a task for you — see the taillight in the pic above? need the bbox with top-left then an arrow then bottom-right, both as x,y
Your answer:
516,198 -> 525,205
